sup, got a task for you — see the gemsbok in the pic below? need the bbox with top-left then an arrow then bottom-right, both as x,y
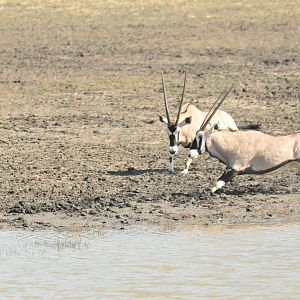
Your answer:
159,71 -> 258,174
189,89 -> 300,193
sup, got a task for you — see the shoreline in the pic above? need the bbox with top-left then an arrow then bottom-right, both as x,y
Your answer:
1,193 -> 299,231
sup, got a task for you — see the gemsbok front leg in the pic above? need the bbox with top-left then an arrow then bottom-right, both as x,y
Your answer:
211,167 -> 237,193
168,153 -> 176,173
181,155 -> 193,175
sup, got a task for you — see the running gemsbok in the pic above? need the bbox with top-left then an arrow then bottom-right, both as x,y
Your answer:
189,89 -> 300,193
159,71 -> 256,174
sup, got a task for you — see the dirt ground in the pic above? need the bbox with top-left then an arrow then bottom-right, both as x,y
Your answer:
0,0 -> 299,230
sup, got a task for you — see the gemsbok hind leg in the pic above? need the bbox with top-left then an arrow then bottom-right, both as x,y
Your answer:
211,167 -> 237,193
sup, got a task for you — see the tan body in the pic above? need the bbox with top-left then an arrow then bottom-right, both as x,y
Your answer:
207,130 -> 300,174
177,103 -> 238,147
190,126 -> 300,192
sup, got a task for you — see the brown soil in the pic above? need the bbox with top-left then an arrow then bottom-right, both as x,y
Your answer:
0,0 -> 299,230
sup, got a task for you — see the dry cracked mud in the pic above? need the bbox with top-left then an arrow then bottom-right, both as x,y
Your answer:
0,0 -> 299,230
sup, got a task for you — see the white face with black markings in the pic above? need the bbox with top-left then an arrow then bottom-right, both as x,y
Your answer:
189,130 -> 205,158
159,115 -> 192,155
167,125 -> 181,155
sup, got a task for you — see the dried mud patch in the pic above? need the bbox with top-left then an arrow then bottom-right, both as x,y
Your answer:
0,0 -> 299,230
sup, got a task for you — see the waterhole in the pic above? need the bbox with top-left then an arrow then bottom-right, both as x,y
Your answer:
0,223 -> 299,299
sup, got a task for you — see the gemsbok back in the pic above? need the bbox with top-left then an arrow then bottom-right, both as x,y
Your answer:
159,71 -> 258,174
189,90 -> 300,193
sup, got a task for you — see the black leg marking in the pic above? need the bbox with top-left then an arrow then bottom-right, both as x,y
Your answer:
218,168 -> 237,183
211,168 -> 237,193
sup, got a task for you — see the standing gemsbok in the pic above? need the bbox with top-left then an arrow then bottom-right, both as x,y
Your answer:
159,71 -> 257,174
189,89 -> 300,193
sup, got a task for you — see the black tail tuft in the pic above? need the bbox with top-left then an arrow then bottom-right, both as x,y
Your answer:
238,123 -> 261,130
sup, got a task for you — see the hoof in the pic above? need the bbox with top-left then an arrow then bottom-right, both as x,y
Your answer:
209,190 -> 216,196
181,169 -> 188,175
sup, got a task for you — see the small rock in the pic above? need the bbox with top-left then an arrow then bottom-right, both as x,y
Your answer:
88,209 -> 97,216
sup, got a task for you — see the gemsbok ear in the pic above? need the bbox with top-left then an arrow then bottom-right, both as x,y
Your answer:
213,122 -> 220,131
159,115 -> 168,124
185,116 -> 192,124
205,122 -> 220,138
178,116 -> 192,127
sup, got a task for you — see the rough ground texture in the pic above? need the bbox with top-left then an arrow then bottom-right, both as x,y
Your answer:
0,0 -> 299,230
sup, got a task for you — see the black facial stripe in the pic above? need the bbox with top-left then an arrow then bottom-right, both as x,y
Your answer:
168,129 -> 180,147
169,134 -> 176,146
190,138 -> 199,150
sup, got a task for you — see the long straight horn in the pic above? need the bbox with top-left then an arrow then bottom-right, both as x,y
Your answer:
175,71 -> 187,126
161,71 -> 171,125
200,84 -> 234,131
199,86 -> 228,130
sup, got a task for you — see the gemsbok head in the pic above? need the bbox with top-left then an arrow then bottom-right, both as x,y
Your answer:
159,71 -> 192,172
159,71 -> 190,153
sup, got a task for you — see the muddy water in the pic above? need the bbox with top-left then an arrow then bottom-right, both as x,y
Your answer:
0,223 -> 299,299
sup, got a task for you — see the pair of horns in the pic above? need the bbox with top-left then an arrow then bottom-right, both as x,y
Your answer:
161,71 -> 187,127
199,84 -> 234,131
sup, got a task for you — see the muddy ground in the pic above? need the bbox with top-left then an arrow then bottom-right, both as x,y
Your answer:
0,0 -> 299,230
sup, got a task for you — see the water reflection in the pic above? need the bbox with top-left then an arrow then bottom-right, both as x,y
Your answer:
0,223 -> 300,299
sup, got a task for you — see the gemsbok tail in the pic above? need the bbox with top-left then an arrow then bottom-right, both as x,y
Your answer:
238,123 -> 261,130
